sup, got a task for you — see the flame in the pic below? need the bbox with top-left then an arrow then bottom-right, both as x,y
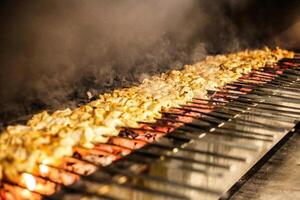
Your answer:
39,164 -> 49,175
21,173 -> 36,191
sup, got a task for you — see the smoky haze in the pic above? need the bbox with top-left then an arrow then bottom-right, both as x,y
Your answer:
0,0 -> 299,124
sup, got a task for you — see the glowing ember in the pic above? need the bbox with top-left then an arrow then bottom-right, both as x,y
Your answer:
39,164 -> 49,175
21,173 -> 36,191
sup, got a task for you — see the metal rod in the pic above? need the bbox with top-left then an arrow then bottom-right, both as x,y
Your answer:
238,82 -> 300,96
48,189 -> 119,200
214,127 -> 274,138
166,131 -> 259,151
104,166 -> 223,196
214,98 -> 298,115
92,159 -> 220,198
135,148 -> 231,169
116,154 -> 224,178
185,102 -> 298,123
65,177 -> 186,200
162,109 -> 287,132
253,88 -> 300,99
227,101 -> 300,116
220,107 -> 298,122
285,68 -> 300,75
165,132 -> 192,142
239,94 -> 300,106
193,98 -> 300,119
270,78 -> 298,86
177,127 -> 273,142
272,76 -> 299,85
85,167 -> 189,199
280,58 -> 300,63
149,142 -> 247,162
252,81 -> 300,92
208,130 -> 273,142
279,73 -> 300,80
236,97 -> 300,110
208,89 -> 300,102
211,94 -> 300,112
161,111 -> 222,125
223,95 -> 300,111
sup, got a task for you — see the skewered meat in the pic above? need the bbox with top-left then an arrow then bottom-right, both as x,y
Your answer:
0,47 -> 294,180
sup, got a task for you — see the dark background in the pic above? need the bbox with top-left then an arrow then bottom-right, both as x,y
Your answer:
0,0 -> 300,125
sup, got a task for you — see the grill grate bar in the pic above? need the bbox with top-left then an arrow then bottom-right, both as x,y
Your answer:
80,161 -> 223,199
149,142 -> 247,162
165,132 -> 260,151
160,114 -> 286,134
134,148 -> 232,169
227,83 -> 300,97
179,104 -> 294,129
227,101 -> 300,116
214,127 -> 274,138
188,100 -> 298,123
105,166 -> 223,196
177,127 -> 274,142
209,89 -> 300,102
54,178 -> 187,200
194,94 -> 300,111
212,127 -> 275,138
80,178 -> 190,200
219,102 -> 300,118
280,58 -> 300,64
120,153 -> 225,177
49,191 -> 119,200
231,96 -> 300,110
211,104 -> 298,122
161,110 -> 287,132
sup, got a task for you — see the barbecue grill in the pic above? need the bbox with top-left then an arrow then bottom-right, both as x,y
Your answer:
1,54 -> 299,200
